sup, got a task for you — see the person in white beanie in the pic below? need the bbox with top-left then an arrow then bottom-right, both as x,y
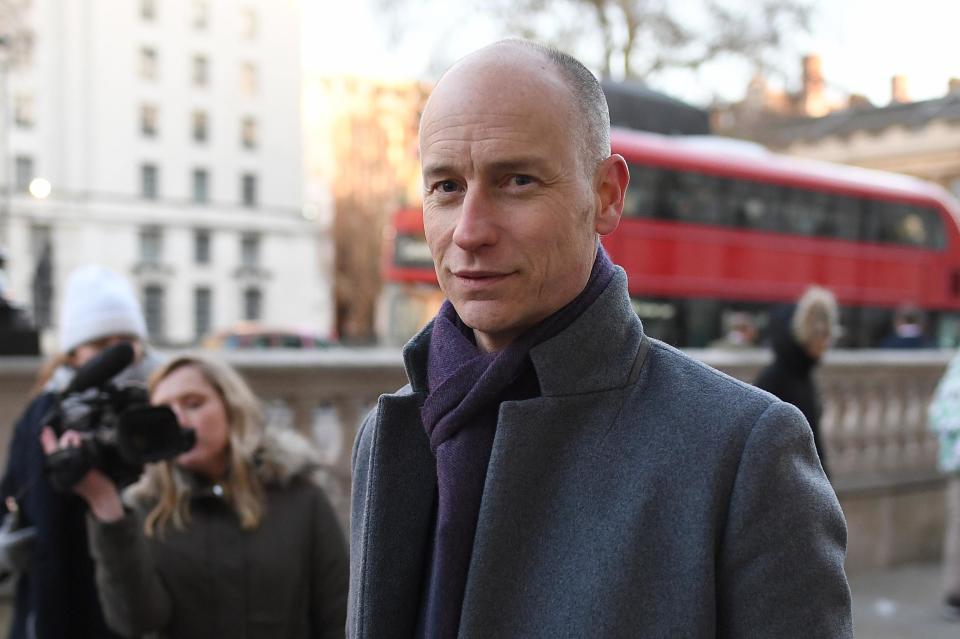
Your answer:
0,264 -> 162,639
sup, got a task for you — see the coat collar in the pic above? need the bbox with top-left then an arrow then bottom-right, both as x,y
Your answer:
401,268 -> 643,396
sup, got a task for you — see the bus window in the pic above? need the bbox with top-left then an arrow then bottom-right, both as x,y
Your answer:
669,171 -> 723,225
623,164 -> 661,218
781,188 -> 821,236
726,180 -> 781,232
915,205 -> 946,249
937,312 -> 960,348
830,195 -> 863,241
394,233 -> 434,269
896,208 -> 928,247
861,200 -> 946,249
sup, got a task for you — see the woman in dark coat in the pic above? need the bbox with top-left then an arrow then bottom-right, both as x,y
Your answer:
0,265 -> 160,639
755,286 -> 839,477
43,354 -> 348,639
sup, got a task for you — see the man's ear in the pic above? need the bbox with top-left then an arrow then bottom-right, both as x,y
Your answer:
594,154 -> 629,235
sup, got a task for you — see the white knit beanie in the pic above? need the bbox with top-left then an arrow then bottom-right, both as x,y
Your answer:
58,265 -> 147,353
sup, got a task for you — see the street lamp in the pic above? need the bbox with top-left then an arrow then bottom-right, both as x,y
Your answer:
28,177 -> 50,199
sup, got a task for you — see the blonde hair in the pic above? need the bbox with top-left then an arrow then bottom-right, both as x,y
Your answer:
139,354 -> 266,538
791,286 -> 839,347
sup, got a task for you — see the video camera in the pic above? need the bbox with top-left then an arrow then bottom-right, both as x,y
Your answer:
44,342 -> 196,491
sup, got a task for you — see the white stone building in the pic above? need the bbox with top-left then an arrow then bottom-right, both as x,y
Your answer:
1,0 -> 333,350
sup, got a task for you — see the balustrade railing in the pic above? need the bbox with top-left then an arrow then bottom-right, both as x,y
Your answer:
0,348 -> 954,533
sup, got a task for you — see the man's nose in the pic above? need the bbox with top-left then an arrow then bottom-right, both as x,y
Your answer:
452,189 -> 497,250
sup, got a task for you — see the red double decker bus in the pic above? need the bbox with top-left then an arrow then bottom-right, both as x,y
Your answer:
381,129 -> 960,348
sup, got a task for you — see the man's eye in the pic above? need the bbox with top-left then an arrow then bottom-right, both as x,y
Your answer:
510,175 -> 535,187
434,180 -> 460,193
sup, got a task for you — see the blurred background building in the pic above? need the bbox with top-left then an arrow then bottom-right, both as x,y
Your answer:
715,55 -> 960,201
0,0 -> 333,350
303,75 -> 428,344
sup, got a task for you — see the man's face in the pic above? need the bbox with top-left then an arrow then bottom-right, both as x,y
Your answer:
419,50 -> 603,352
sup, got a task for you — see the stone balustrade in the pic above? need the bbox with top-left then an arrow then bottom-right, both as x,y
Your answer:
0,347 -> 954,571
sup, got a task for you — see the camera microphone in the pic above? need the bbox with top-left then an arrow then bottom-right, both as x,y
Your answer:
63,341 -> 135,395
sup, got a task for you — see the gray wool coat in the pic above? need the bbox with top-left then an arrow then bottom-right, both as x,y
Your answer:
349,269 -> 852,639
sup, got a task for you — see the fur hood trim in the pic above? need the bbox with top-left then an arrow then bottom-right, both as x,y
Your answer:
253,428 -> 322,486
123,428 -> 321,506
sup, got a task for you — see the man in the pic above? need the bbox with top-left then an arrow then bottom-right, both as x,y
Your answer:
349,40 -> 851,638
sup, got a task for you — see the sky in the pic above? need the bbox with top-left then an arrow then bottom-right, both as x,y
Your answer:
302,0 -> 960,109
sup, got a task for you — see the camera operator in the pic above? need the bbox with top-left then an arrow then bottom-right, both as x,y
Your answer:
42,354 -> 349,639
0,265 -> 162,639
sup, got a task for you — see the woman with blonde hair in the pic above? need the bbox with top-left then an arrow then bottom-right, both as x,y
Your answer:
754,285 -> 840,477
41,353 -> 348,639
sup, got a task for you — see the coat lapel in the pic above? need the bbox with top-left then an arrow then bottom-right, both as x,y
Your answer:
458,391 -> 631,636
356,391 -> 436,638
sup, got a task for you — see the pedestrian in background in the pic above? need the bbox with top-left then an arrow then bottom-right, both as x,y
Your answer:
928,352 -> 960,620
880,304 -> 935,349
43,353 -> 349,638
754,285 -> 839,477
0,264 -> 161,639
708,311 -> 758,350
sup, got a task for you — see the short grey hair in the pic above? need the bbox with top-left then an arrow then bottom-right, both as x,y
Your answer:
492,39 -> 612,176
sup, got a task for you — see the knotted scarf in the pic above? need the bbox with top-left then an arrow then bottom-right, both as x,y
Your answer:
418,245 -> 616,638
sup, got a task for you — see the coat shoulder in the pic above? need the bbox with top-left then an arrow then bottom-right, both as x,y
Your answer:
644,338 -> 777,419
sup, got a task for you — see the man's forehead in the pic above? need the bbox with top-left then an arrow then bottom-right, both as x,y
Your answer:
422,46 -> 570,123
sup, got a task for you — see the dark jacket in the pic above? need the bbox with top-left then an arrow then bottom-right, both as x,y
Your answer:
1,392 -> 121,639
87,429 -> 349,639
754,306 -> 828,475
349,269 -> 851,638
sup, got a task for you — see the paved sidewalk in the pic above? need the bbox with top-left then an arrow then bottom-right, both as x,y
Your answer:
850,562 -> 958,638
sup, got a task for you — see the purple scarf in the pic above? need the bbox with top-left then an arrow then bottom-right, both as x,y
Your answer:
418,246 -> 616,638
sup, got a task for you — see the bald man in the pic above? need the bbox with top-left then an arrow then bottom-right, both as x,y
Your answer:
349,41 -> 851,639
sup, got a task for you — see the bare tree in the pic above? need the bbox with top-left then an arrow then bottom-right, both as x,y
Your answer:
375,0 -> 812,85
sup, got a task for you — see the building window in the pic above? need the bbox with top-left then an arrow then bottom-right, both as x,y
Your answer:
240,7 -> 258,40
140,163 -> 159,199
30,225 -> 54,329
140,104 -> 158,137
239,62 -> 258,96
139,227 -> 163,264
192,110 -> 208,143
243,287 -> 262,321
192,55 -> 208,86
194,287 -> 212,340
241,173 -> 258,207
140,47 -> 158,81
194,229 -> 211,264
191,0 -> 210,29
140,0 -> 156,21
240,232 -> 260,267
143,285 -> 165,340
241,117 -> 257,149
192,169 -> 210,203
13,94 -> 34,128
14,156 -> 34,192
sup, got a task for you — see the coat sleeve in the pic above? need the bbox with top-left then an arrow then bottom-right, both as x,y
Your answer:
716,400 -> 852,638
86,510 -> 172,637
347,407 -> 377,639
309,483 -> 349,639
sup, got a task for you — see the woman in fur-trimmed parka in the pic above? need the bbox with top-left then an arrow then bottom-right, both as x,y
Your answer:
41,354 -> 349,639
